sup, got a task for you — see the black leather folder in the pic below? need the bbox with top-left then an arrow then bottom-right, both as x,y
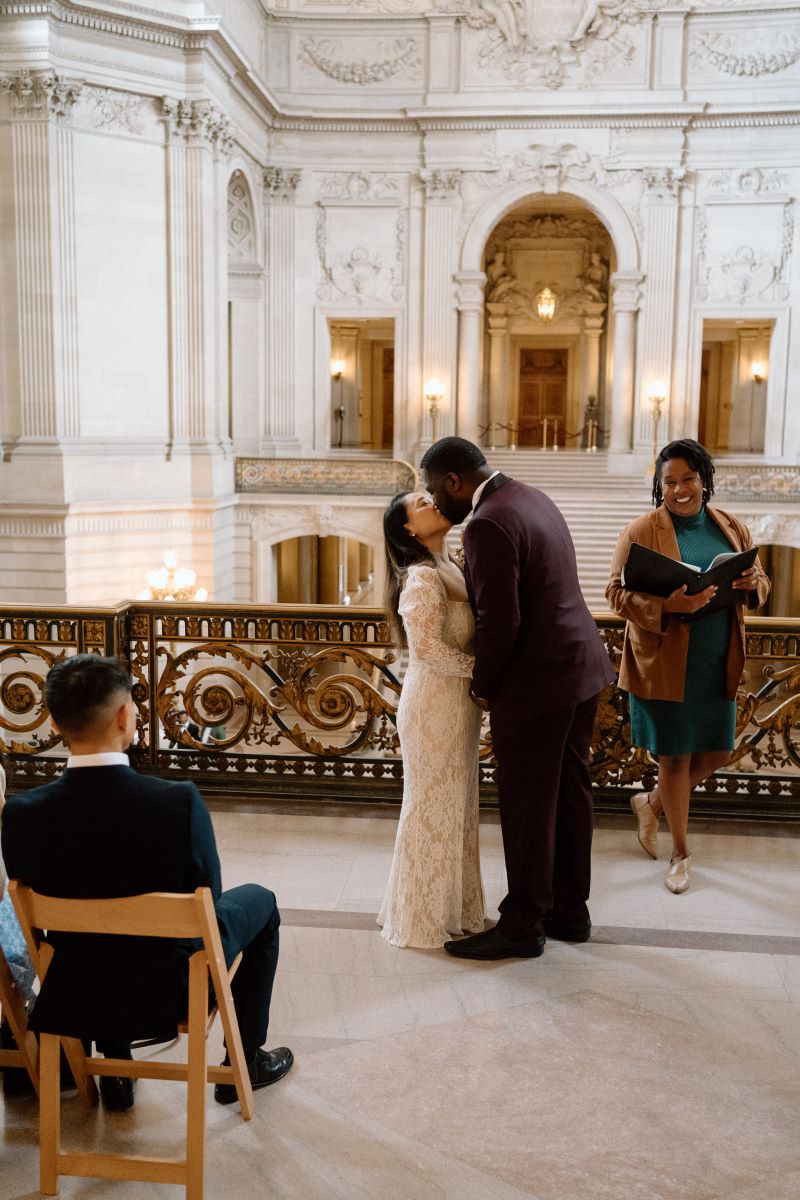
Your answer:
621,542 -> 758,623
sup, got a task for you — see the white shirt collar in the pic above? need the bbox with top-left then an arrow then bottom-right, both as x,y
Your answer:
470,470 -> 501,513
66,752 -> 130,769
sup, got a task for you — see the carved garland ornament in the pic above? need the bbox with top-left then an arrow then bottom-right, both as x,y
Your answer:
299,36 -> 422,84
692,30 -> 800,77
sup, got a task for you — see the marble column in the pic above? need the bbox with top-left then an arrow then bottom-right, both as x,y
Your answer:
486,304 -> 509,446
636,170 -> 683,449
455,271 -> 486,445
161,98 -> 232,448
581,315 -> 604,412
420,170 -> 461,445
608,273 -> 643,454
263,167 -> 301,452
1,70 -> 83,441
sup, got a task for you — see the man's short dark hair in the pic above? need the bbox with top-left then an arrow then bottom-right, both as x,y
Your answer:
45,654 -> 132,738
419,437 -> 486,477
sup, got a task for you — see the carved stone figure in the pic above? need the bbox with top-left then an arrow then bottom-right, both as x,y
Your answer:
485,250 -> 517,301
579,252 -> 608,302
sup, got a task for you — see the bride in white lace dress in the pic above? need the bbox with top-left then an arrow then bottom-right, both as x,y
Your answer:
378,492 -> 486,948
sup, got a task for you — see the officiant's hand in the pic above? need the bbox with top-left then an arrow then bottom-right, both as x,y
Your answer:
731,565 -> 761,591
663,583 -> 717,615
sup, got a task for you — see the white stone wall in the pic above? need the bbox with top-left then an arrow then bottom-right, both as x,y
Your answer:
0,1 -> 799,603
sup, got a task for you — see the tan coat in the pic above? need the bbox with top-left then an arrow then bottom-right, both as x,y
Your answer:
605,505 -> 770,702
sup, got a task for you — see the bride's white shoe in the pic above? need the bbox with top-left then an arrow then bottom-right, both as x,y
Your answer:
665,854 -> 692,894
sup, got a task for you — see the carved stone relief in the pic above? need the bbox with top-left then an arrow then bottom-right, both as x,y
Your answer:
1,70 -> 83,122
642,167 -> 687,199
263,167 -> 301,201
690,29 -> 800,77
420,170 -> 463,201
316,206 -> 407,304
695,198 -> 793,304
160,99 -> 233,157
483,210 -> 611,324
228,172 -> 257,262
447,0 -> 662,89
298,36 -> 422,85
88,88 -> 145,135
704,169 -> 790,196
319,172 -> 401,201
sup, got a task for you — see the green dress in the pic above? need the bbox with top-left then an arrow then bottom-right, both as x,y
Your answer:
629,508 -> 736,756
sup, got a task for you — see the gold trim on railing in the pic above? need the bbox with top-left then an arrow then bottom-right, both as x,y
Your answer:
1,603 -> 798,810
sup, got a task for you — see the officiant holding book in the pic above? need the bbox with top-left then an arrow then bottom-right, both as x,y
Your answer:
606,440 -> 770,894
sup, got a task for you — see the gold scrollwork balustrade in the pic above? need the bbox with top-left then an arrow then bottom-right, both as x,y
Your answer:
1,603 -> 798,816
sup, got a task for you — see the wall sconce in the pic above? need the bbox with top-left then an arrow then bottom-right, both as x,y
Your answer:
647,382 -> 668,471
425,378 -> 445,442
331,359 -> 345,381
536,287 -> 557,321
752,361 -> 766,385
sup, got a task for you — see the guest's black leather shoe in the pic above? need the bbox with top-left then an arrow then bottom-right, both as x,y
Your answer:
444,928 -> 545,960
214,1046 -> 294,1106
99,1075 -> 135,1112
543,918 -> 592,943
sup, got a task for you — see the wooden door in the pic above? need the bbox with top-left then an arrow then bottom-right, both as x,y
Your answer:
517,349 -> 568,446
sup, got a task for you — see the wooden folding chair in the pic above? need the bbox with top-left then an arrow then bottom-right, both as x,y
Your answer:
10,883 -> 254,1199
0,940 -> 39,1096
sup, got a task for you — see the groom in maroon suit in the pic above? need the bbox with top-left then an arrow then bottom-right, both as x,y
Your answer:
421,437 -> 614,960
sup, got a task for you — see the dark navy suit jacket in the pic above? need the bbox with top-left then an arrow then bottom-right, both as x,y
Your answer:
2,767 -> 221,1041
463,474 -> 615,722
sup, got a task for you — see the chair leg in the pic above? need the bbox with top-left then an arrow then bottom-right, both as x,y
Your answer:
39,1034 -> 61,1195
186,953 -> 208,1200
60,1035 -> 98,1107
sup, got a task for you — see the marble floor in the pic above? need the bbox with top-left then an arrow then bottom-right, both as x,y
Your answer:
3,808 -> 800,1200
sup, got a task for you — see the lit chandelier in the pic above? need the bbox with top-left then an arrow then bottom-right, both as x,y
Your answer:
536,287 -> 557,321
137,550 -> 208,602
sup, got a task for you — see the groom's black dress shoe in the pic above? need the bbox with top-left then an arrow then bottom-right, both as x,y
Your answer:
444,928 -> 545,960
543,918 -> 592,943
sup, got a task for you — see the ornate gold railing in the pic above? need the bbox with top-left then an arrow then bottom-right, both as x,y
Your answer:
1,603 -> 798,818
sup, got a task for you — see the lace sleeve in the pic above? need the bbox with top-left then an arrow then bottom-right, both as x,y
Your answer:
399,566 -> 474,678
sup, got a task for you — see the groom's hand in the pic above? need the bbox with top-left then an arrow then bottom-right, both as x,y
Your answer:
469,690 -> 489,712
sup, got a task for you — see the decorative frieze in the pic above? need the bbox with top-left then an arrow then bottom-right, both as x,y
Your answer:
235,457 -> 416,496
691,29 -> 800,77
88,88 -> 145,135
319,172 -> 401,202
1,70 -> 83,122
704,168 -> 789,197
263,166 -> 301,201
715,466 -> 800,504
299,36 -> 422,85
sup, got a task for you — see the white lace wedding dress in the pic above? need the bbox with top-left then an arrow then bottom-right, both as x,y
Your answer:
378,560 -> 486,948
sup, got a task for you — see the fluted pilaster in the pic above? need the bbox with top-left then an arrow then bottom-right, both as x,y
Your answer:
264,168 -> 301,447
637,171 -> 684,448
421,170 -> 461,443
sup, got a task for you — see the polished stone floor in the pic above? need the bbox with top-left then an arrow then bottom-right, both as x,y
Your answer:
3,808 -> 800,1200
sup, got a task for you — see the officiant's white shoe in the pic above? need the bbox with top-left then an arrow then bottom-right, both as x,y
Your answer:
665,855 -> 692,894
630,791 -> 659,859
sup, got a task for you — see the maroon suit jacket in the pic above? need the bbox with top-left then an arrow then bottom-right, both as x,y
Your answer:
463,474 -> 615,723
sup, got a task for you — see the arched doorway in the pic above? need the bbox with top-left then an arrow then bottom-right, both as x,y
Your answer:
458,177 -> 641,451
480,196 -> 614,449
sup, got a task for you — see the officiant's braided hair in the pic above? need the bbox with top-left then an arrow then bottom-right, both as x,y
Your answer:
652,439 -> 715,509
383,493 -> 436,648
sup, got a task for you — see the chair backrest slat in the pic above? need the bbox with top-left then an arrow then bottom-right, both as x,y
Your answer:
10,885 -> 205,940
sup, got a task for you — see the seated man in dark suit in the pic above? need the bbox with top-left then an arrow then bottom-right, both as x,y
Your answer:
1,654 -> 293,1111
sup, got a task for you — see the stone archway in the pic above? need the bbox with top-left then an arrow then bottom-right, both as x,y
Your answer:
457,174 -> 643,450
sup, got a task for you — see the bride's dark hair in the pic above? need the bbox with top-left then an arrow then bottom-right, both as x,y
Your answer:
383,493 -> 435,647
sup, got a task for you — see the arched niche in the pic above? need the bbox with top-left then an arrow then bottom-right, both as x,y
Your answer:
226,165 -> 263,455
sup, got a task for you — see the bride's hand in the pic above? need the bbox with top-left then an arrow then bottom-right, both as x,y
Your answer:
469,689 -> 489,712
